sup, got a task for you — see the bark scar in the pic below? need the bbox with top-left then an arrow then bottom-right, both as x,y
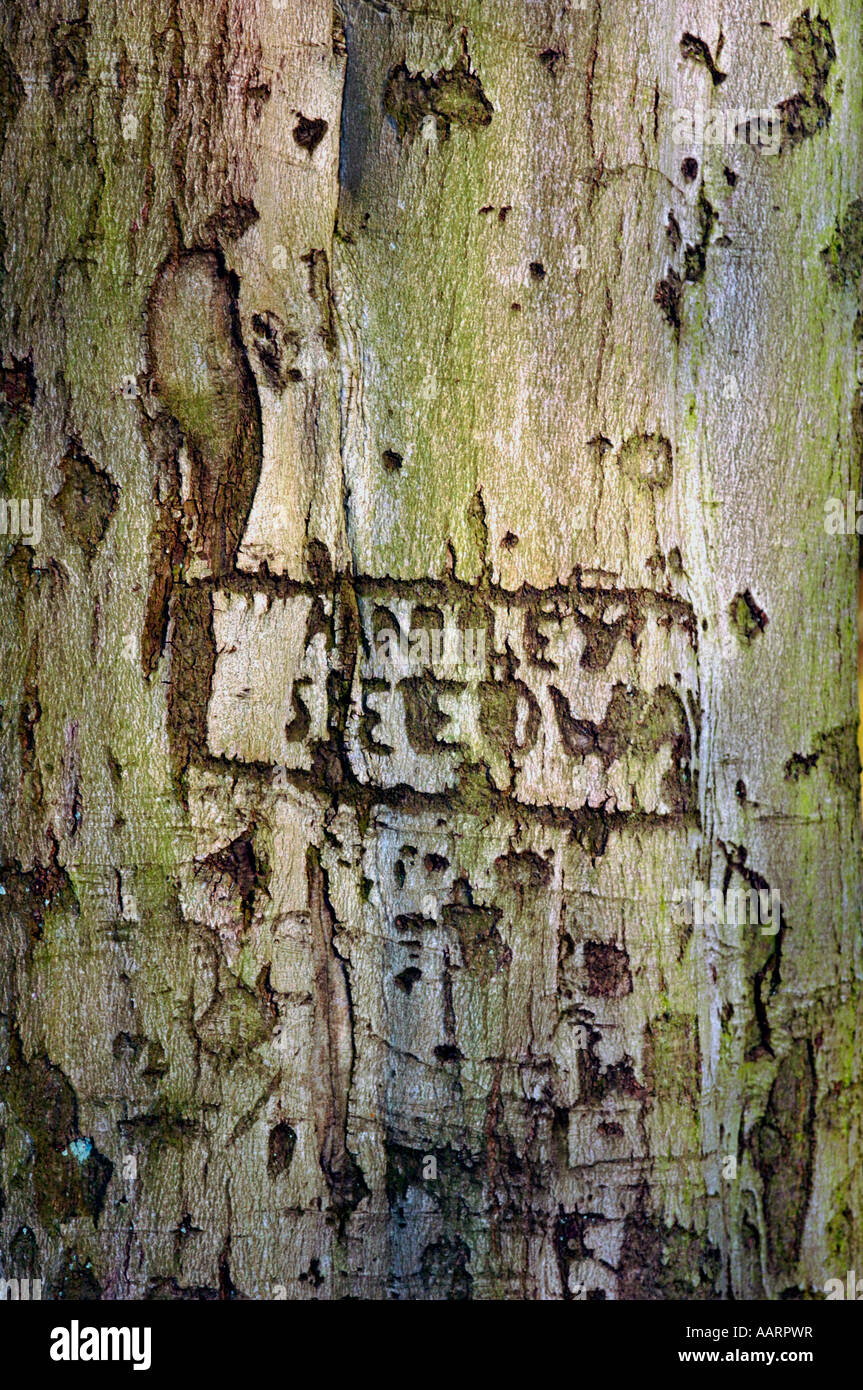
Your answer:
306,846 -> 368,1214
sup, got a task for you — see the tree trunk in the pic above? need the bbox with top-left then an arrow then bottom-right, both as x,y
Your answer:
1,0 -> 861,1301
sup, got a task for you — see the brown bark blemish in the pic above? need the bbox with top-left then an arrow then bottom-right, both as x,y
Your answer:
494,849 -> 552,891
777,11 -> 835,152
165,581 -> 218,795
300,249 -> 337,354
679,32 -> 726,85
306,847 -> 368,1214
729,589 -> 769,643
821,198 -> 863,287
146,249 -> 263,578
441,893 -> 509,983
383,44 -> 493,142
0,356 -> 36,414
749,1040 -> 816,1286
617,433 -> 673,490
583,941 -> 632,998
0,1029 -> 113,1230
619,1203 -> 721,1299
52,443 -> 118,561
267,1122 -> 297,1178
293,114 -> 328,154
249,311 -> 302,390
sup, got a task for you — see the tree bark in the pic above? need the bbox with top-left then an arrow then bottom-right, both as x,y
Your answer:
0,0 -> 861,1300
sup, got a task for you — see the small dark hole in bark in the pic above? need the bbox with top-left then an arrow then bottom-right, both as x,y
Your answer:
293,114 -> 328,154
424,853 -> 449,872
268,1122 -> 297,1177
539,48 -> 564,76
529,261 -> 546,281
681,157 -> 699,181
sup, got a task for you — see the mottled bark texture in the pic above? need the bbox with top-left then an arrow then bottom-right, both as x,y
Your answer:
1,0 -> 861,1300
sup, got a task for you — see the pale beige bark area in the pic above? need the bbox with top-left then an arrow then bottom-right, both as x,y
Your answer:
0,0 -> 861,1301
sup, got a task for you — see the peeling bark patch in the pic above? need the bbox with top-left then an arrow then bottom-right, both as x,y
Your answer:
0,1032 -> 113,1229
777,11 -> 835,151
821,199 -> 863,288
0,356 -> 36,414
583,941 -> 632,998
166,582 -> 218,792
730,589 -> 768,642
306,848 -> 368,1214
750,1040 -> 815,1285
383,50 -> 493,141
618,1208 -> 721,1299
147,250 -> 263,576
52,445 -> 118,560
0,851 -> 78,938
784,723 -> 860,793
293,114 -> 328,154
